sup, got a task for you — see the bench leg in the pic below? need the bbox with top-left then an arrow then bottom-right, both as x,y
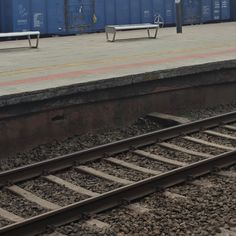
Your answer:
106,31 -> 109,41
112,32 -> 116,42
147,27 -> 159,39
27,35 -> 32,47
28,34 -> 40,48
106,30 -> 116,42
154,27 -> 159,38
35,34 -> 40,48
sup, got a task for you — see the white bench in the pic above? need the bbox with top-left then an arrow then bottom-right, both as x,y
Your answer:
105,23 -> 159,42
0,31 -> 40,48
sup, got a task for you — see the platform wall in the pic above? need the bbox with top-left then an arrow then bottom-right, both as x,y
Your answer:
0,0 -> 232,35
0,62 -> 236,157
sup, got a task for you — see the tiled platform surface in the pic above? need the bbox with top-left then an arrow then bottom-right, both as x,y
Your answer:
0,22 -> 236,102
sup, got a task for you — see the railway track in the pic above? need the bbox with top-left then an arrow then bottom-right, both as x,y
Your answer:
0,111 -> 236,236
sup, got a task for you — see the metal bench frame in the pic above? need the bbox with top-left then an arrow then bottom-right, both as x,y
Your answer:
105,23 -> 159,42
0,31 -> 40,48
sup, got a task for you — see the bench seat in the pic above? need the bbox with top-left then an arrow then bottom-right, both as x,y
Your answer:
0,31 -> 40,48
105,23 -> 159,42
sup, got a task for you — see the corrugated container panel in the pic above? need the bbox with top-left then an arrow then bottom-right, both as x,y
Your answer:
212,0 -> 221,20
66,0 -> 94,33
115,0 -> 130,24
1,0 -> 31,32
183,0 -> 201,24
0,1 -> 3,32
164,0 -> 175,24
47,0 -> 66,34
221,0 -> 230,20
130,0 -> 141,23
31,0 -> 47,33
201,0 -> 212,22
231,0 -> 236,20
153,0 -> 165,22
105,0 -> 116,24
141,0 -> 153,23
93,0 -> 105,31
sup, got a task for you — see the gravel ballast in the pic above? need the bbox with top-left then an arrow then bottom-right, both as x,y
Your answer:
1,103 -> 236,235
0,104 -> 235,172
169,137 -> 224,156
87,160 -> 152,182
190,132 -> 236,148
143,145 -> 205,163
56,169 -> 122,194
53,165 -> 236,236
0,189 -> 46,218
0,118 -> 163,172
175,103 -> 236,120
19,178 -> 86,206
0,219 -> 11,228
117,152 -> 176,172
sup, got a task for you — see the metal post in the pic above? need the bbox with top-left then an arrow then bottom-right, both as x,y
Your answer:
175,0 -> 183,34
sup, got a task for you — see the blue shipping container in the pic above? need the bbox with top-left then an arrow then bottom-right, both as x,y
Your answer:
47,0 -> 95,35
153,0 -> 165,23
130,0 -> 141,24
212,0 -> 221,20
93,0 -> 105,31
141,0 -> 153,23
31,0 -> 47,33
221,0 -> 230,20
66,0 -> 94,33
105,0 -> 116,25
231,0 -> 236,20
0,0 -> 232,35
115,0 -> 130,24
1,0 -> 30,32
47,0 -> 66,34
164,0 -> 175,24
0,1 -> 3,32
201,0 -> 212,22
183,0 -> 201,24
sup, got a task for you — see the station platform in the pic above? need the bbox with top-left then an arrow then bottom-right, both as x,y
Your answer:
0,22 -> 236,105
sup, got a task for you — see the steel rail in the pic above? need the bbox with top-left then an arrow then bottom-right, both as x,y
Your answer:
0,150 -> 235,236
0,111 -> 236,187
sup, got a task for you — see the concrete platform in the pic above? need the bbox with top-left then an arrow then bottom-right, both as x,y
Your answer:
0,22 -> 236,106
1,22 -> 236,157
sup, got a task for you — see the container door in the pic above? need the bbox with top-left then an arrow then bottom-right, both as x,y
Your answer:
201,0 -> 212,22
12,0 -> 30,32
31,0 -> 47,33
141,0 -> 153,23
116,0 -> 130,25
212,0 -> 221,21
153,0 -> 165,23
164,0 -> 175,24
130,0 -> 141,24
221,0 -> 230,20
66,0 -> 94,33
93,0 -> 105,31
183,0 -> 201,24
